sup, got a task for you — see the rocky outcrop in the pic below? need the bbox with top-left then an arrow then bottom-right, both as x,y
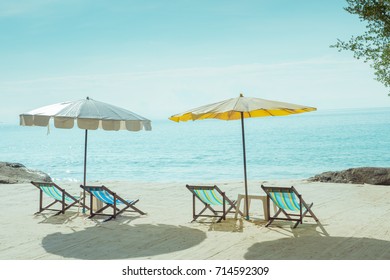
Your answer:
0,162 -> 52,184
308,167 -> 390,185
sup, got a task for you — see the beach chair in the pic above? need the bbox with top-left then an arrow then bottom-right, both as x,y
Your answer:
80,185 -> 146,221
261,185 -> 319,228
186,184 -> 243,222
31,181 -> 88,215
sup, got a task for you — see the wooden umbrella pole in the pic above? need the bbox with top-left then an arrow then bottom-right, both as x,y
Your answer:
240,112 -> 250,220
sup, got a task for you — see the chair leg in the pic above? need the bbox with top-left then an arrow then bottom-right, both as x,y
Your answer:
293,220 -> 300,228
61,200 -> 80,213
222,196 -> 226,220
114,201 -> 145,218
89,204 -> 111,218
192,204 -> 222,222
35,200 -> 59,214
292,203 -> 318,228
265,208 -> 282,227
192,206 -> 208,222
225,202 -> 243,217
305,203 -> 319,222
127,204 -> 146,215
216,215 -> 225,223
113,194 -> 117,219
192,194 -> 196,221
265,218 -> 275,227
61,192 -> 65,214
39,190 -> 43,213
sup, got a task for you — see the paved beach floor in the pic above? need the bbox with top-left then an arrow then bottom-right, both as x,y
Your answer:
1,179 -> 390,260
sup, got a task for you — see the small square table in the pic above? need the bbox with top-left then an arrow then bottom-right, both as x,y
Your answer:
234,194 -> 276,221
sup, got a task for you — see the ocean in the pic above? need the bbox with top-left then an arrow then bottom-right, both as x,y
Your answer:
1,107 -> 390,183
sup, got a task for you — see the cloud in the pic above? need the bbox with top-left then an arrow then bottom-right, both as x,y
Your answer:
1,57 -> 388,122
0,0 -> 59,17
0,56 -> 356,85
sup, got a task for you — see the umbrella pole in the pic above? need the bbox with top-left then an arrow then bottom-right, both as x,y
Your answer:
240,112 -> 250,220
83,129 -> 88,212
84,129 -> 88,186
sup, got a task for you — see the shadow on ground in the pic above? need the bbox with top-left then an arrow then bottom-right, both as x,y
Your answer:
35,211 -> 82,224
42,223 -> 206,259
245,236 -> 390,260
208,218 -> 244,232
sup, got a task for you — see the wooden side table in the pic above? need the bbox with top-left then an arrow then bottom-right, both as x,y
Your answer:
234,194 -> 276,221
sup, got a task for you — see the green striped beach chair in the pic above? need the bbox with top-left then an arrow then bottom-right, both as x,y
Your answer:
80,185 -> 146,222
261,185 -> 319,228
186,185 -> 243,223
31,181 -> 89,215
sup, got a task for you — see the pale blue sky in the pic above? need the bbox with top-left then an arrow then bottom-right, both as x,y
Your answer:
0,0 -> 389,122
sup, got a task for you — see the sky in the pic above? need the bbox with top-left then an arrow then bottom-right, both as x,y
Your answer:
1,0 -> 389,123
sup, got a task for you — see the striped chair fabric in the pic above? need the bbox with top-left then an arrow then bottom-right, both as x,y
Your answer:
39,185 -> 77,203
193,189 -> 223,206
268,191 -> 303,211
90,188 -> 134,205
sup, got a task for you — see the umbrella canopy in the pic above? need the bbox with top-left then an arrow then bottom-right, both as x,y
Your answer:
20,97 -> 152,186
169,94 -> 316,121
169,93 -> 316,220
20,97 -> 152,132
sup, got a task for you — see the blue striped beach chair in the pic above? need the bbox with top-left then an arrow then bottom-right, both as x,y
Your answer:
31,181 -> 89,215
261,185 -> 319,228
80,185 -> 146,221
186,185 -> 243,222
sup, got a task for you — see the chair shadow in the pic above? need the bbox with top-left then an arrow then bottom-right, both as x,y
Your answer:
35,209 -> 143,225
244,235 -> 390,260
263,221 -> 330,238
207,218 -> 244,232
35,211 -> 82,225
41,223 -> 207,259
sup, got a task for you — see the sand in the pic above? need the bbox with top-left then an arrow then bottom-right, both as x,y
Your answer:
1,179 -> 390,260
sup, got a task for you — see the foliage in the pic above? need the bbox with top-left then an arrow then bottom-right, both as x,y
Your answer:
332,0 -> 390,94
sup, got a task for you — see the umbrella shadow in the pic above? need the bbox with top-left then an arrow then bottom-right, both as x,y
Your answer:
244,235 -> 390,260
42,223 -> 206,259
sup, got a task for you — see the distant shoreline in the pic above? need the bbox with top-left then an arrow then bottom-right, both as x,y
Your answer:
2,106 -> 390,125
2,160 -> 390,186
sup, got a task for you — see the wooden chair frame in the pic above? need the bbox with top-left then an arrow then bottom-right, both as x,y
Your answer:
80,185 -> 146,222
186,184 -> 243,222
31,181 -> 89,215
261,185 -> 319,228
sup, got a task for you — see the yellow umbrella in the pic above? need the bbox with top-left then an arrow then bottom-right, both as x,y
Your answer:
169,93 -> 316,220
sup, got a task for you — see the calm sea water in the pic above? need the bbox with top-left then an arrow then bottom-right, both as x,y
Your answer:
1,107 -> 390,183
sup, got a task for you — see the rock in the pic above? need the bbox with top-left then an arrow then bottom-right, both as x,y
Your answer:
0,162 -> 52,184
308,167 -> 390,185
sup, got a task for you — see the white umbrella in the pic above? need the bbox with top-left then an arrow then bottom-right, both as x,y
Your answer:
20,97 -> 152,186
